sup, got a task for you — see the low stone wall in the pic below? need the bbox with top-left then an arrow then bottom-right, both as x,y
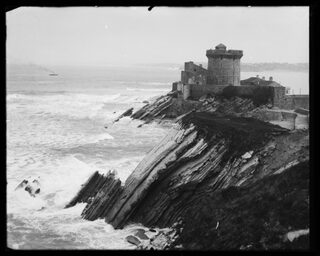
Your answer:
235,86 -> 256,97
295,114 -> 309,130
189,84 -> 226,99
248,109 -> 298,130
288,95 -> 309,109
278,95 -> 309,110
188,84 -> 263,101
181,83 -> 309,111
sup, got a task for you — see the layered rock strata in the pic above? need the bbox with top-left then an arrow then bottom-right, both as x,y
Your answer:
67,94 -> 309,250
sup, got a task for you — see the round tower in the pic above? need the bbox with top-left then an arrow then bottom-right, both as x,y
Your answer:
206,43 -> 243,86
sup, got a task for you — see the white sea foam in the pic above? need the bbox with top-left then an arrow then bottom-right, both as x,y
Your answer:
126,87 -> 169,92
7,75 -> 171,249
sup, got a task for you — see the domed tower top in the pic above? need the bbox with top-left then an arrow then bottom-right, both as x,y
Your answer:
215,43 -> 227,50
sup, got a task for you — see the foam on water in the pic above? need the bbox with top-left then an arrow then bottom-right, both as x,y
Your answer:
7,67 -> 171,249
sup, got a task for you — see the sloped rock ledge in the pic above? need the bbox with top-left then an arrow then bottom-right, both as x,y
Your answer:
66,96 -> 309,250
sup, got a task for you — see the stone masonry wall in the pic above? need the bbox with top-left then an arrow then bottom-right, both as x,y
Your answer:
181,62 -> 208,85
279,95 -> 309,110
207,57 -> 241,86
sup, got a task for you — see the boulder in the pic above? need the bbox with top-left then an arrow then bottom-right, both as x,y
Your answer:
241,150 -> 254,159
135,229 -> 149,240
113,108 -> 134,123
126,235 -> 141,246
15,177 -> 41,197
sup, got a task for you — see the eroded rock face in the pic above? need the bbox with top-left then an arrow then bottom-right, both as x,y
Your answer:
172,160 -> 309,250
67,112 -> 307,230
65,170 -> 122,213
66,95 -> 309,250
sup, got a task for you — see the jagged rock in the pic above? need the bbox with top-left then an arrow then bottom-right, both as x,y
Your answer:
172,160 -> 309,250
126,235 -> 141,246
135,229 -> 149,240
65,170 -> 122,210
67,94 -> 309,250
241,150 -> 254,159
113,108 -> 134,123
199,95 -> 207,102
76,112 -> 292,230
15,177 -> 41,197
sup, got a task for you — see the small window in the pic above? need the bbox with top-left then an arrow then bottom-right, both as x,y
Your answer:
194,69 -> 196,72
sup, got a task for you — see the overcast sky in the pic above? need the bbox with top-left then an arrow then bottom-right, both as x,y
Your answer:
6,6 -> 309,66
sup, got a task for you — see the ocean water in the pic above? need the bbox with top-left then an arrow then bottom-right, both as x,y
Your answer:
6,65 -> 308,249
6,65 -> 177,249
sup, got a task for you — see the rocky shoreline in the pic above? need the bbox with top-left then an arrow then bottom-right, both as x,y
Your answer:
66,92 -> 309,250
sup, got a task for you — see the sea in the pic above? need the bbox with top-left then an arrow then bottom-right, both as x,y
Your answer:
6,64 -> 309,249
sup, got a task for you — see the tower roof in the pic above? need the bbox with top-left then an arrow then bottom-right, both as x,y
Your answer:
215,43 -> 226,50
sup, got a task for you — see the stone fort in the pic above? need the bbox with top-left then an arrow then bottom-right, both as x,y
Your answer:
172,43 -> 309,110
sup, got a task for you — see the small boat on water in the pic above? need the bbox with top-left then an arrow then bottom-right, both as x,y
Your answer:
49,73 -> 58,76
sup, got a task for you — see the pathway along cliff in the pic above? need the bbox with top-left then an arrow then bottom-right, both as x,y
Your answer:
66,93 -> 309,250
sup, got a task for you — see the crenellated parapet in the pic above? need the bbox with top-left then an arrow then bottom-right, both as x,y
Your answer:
206,49 -> 243,59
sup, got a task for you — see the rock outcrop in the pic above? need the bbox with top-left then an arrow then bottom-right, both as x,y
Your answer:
67,94 -> 309,250
15,177 -> 41,197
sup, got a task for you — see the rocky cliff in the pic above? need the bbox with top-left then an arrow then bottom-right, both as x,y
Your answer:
66,94 -> 309,250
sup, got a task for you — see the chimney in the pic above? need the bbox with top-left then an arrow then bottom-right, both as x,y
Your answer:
256,75 -> 259,78
262,76 -> 265,80
199,64 -> 202,68
269,76 -> 273,81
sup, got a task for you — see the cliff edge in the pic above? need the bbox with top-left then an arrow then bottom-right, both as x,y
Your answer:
66,94 -> 309,250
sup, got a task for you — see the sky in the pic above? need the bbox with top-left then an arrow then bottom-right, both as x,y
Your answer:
6,6 -> 309,66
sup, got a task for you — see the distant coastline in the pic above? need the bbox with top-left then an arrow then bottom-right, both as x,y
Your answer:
240,63 -> 309,72
141,62 -> 309,73
8,62 -> 309,73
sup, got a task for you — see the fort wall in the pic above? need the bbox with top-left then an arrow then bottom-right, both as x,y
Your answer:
273,94 -> 309,110
207,57 -> 241,86
187,84 -> 255,100
173,43 -> 309,111
181,62 -> 208,85
206,47 -> 243,86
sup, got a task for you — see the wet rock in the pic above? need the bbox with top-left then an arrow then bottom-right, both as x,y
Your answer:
199,95 -> 207,102
143,100 -> 149,104
65,170 -> 122,212
113,108 -> 134,123
15,177 -> 41,197
77,112 -> 290,230
66,94 -> 308,250
135,229 -> 149,240
126,235 -> 141,246
241,150 -> 254,159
